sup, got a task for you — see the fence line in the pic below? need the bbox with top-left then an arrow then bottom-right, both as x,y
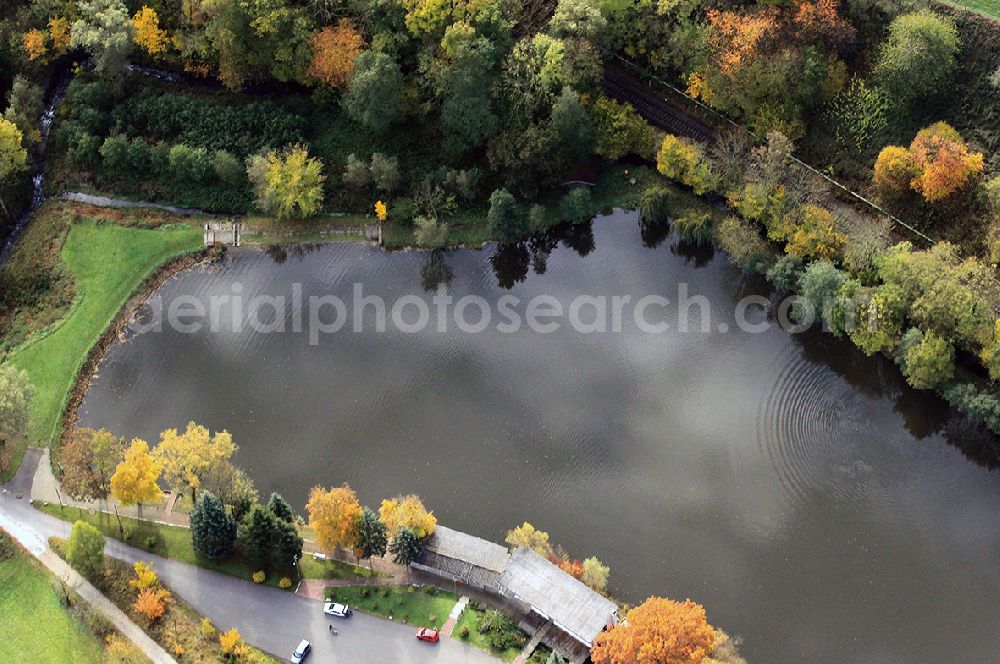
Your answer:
612,55 -> 936,245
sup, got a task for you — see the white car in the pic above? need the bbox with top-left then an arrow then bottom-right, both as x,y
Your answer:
324,602 -> 352,618
290,639 -> 310,664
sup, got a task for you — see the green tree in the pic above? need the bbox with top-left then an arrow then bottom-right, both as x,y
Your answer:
71,0 -> 133,82
369,153 -> 401,193
67,520 -> 105,581
168,144 -> 213,183
897,328 -> 954,389
191,491 -> 237,559
353,507 -> 388,568
247,145 -> 326,219
794,261 -> 847,331
874,11 -> 959,107
389,527 -> 421,565
238,504 -> 279,570
343,51 -> 405,134
274,519 -> 303,569
3,76 -> 44,146
266,492 -> 296,523
550,87 -> 595,163
0,119 -> 28,219
581,556 -> 609,592
0,364 -> 32,473
560,187 -> 592,222
488,188 -> 526,243
549,0 -> 606,41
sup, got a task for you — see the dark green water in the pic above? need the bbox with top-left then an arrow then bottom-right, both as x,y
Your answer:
79,210 -> 1000,663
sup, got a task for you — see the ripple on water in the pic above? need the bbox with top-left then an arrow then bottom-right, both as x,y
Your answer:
756,354 -> 877,509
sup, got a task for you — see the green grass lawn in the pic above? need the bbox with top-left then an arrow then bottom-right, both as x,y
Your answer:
324,584 -> 458,630
940,0 -> 1000,18
35,502 -> 377,586
0,542 -> 105,664
5,216 -> 203,468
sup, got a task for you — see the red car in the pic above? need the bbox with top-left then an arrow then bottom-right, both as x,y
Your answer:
415,628 -> 440,643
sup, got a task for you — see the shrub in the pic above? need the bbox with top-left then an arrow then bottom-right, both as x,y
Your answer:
715,216 -> 771,273
488,188 -> 527,244
639,185 -> 672,224
460,625 -> 470,639
343,153 -> 371,189
766,255 -> 804,291
132,587 -> 172,626
657,135 -> 718,195
370,153 -> 401,193
252,570 -> 266,584
560,187 -> 592,222
200,617 -> 217,638
589,95 -> 657,161
213,150 -> 244,185
278,577 -> 293,589
67,130 -> 102,168
672,212 -> 714,245
66,520 -> 105,582
168,144 -> 213,183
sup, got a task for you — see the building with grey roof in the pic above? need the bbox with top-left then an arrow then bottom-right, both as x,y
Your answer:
498,547 -> 619,648
412,525 -> 511,592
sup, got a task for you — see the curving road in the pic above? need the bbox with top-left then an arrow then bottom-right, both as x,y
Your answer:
0,451 -> 497,664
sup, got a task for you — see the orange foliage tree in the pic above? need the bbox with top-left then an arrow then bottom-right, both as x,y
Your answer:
704,8 -> 779,74
22,29 -> 47,61
308,19 -> 366,89
591,597 -> 715,664
908,122 -> 984,202
873,122 -> 983,203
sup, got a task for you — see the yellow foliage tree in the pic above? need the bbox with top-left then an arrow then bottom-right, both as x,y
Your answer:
308,19 -> 366,89
129,561 -> 158,592
782,205 -> 847,261
49,18 -> 72,55
246,145 -> 326,219
873,145 -> 916,200
592,597 -> 715,664
504,522 -> 553,557
379,495 -> 436,539
110,439 -> 163,518
23,29 -> 47,61
374,200 -> 387,222
132,7 -> 169,55
153,422 -> 236,502
306,484 -> 362,552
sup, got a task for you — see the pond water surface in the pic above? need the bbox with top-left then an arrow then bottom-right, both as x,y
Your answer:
79,210 -> 1000,663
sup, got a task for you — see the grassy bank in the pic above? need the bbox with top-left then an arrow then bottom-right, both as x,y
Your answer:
324,584 -> 458,630
35,503 -> 380,587
940,0 -> 1000,19
0,528 -> 147,664
0,537 -> 106,664
0,203 -> 204,479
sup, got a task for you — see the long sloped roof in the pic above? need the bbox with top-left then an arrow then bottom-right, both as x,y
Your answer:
423,525 -> 511,573
499,547 -> 618,646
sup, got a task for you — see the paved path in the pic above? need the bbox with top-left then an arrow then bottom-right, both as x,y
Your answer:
2,453 -> 498,663
0,450 -> 177,664
440,597 -> 469,638
61,192 -> 205,216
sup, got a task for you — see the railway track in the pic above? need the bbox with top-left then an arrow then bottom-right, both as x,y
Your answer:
602,65 -> 716,145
